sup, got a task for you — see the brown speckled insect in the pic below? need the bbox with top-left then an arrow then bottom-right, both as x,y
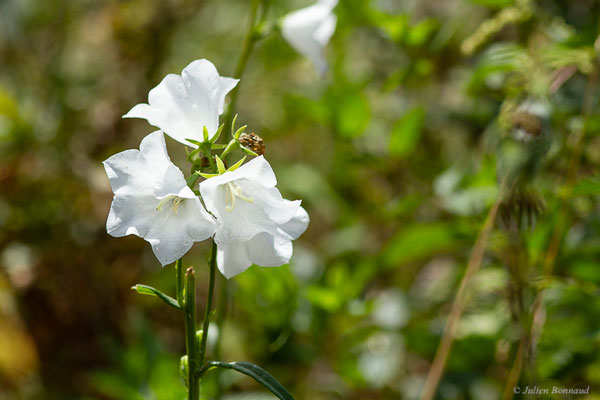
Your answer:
238,132 -> 265,155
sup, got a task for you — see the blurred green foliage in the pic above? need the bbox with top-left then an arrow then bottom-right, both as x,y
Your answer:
1,0 -> 600,399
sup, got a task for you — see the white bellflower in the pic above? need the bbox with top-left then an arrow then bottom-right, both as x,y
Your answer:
104,131 -> 217,266
199,156 -> 309,278
124,59 -> 239,147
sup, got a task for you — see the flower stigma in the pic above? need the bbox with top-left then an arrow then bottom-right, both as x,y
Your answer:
225,182 -> 254,212
156,195 -> 182,214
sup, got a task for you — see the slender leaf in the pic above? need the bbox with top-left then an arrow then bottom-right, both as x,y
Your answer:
184,138 -> 204,147
131,284 -> 182,311
208,361 -> 294,400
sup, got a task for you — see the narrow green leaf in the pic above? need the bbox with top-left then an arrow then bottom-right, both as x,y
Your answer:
241,147 -> 259,156
185,138 -> 204,147
186,148 -> 203,162
203,126 -> 209,142
131,284 -> 182,311
231,114 -> 238,137
227,156 -> 246,172
208,361 -> 294,400
220,139 -> 239,160
199,172 -> 219,179
210,123 -> 225,143
234,125 -> 248,140
215,155 -> 226,174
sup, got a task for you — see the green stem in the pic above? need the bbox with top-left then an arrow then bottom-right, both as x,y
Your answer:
198,241 -> 218,369
184,267 -> 199,400
176,258 -> 184,306
222,0 -> 261,136
214,277 -> 229,400
201,144 -> 217,171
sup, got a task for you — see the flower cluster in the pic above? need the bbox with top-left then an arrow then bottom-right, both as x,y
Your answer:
104,60 -> 309,278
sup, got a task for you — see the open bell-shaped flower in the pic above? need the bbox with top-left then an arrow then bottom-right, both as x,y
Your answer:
123,59 -> 239,147
281,0 -> 338,75
199,156 -> 309,278
103,131 -> 217,266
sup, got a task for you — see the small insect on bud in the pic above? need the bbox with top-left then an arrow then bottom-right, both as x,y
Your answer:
238,132 -> 265,155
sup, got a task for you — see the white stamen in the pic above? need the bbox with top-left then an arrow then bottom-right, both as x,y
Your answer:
225,182 -> 254,212
156,195 -> 182,214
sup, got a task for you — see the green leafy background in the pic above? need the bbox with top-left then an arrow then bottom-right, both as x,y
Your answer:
1,0 -> 599,399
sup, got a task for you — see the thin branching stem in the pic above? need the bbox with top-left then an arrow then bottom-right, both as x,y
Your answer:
420,179 -> 506,400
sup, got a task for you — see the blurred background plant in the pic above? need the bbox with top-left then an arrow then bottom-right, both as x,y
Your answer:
1,0 -> 599,399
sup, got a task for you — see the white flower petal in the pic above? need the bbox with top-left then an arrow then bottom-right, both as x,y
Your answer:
247,232 -> 293,267
104,131 -> 171,196
153,163 -> 197,200
123,59 -> 238,147
216,241 -> 252,279
208,181 -> 279,244
104,131 -> 217,266
278,205 -> 310,240
106,193 -> 157,238
240,181 -> 300,225
216,232 -> 293,279
181,60 -> 239,116
146,197 -> 217,266
282,0 -> 338,74
200,156 -> 309,278
200,157 -> 300,244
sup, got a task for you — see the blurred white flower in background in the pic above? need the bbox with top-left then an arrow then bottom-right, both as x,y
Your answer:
282,0 -> 338,74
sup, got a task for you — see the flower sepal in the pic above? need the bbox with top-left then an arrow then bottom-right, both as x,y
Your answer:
199,155 -> 248,180
208,123 -> 225,144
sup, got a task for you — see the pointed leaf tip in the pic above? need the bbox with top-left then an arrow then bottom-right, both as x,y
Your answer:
132,284 -> 182,311
234,125 -> 248,140
207,361 -> 294,400
227,156 -> 246,172
231,114 -> 239,137
210,123 -> 225,143
215,155 -> 226,174
199,172 -> 220,179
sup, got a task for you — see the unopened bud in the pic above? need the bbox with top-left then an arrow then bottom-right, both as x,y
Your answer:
180,355 -> 189,385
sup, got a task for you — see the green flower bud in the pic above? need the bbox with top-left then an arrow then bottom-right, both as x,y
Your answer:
180,355 -> 189,385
